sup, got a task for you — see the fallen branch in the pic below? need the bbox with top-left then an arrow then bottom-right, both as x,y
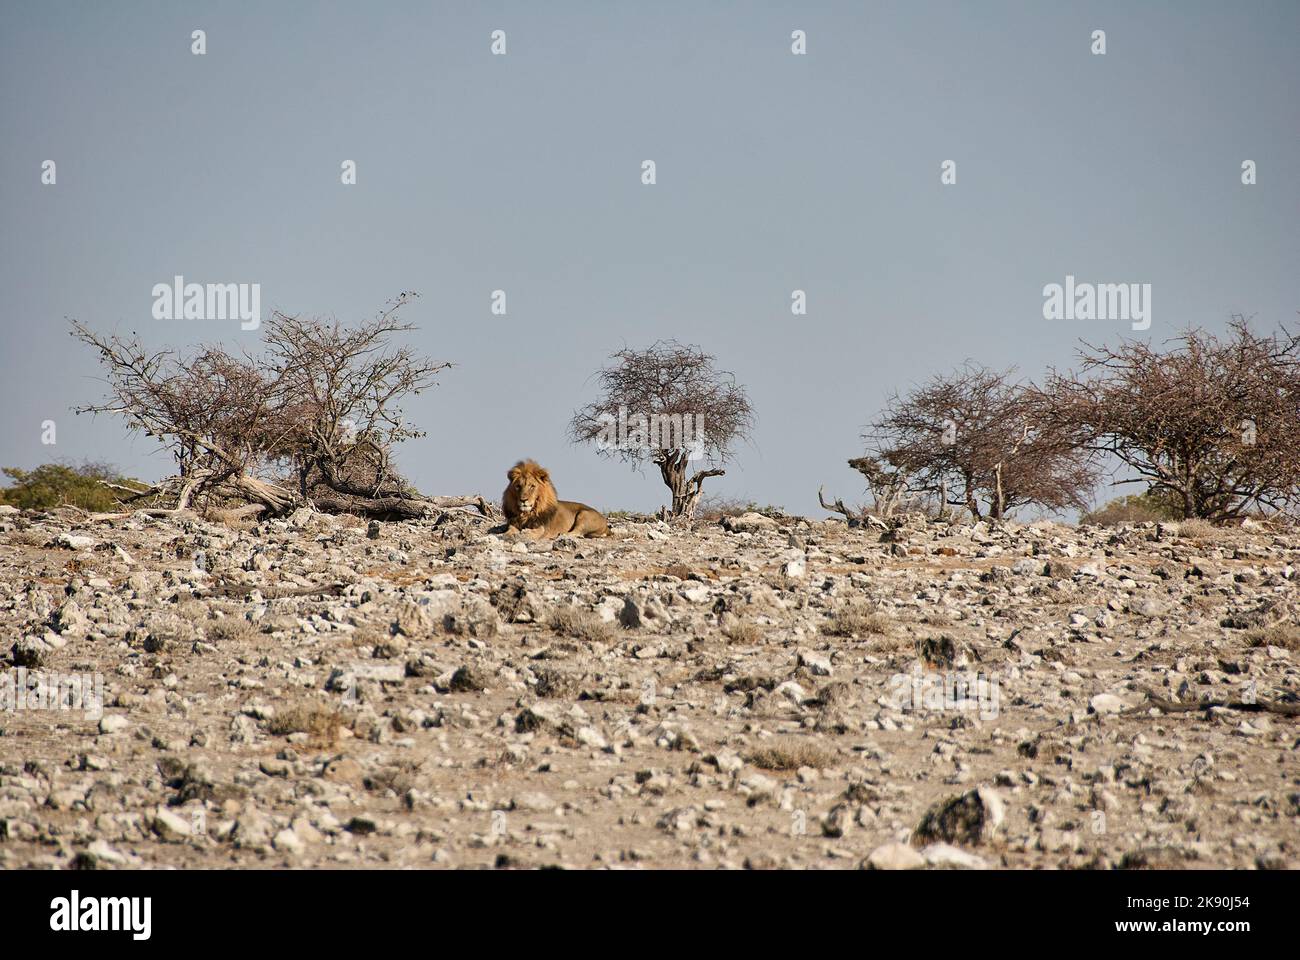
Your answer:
97,479 -> 158,502
818,485 -> 887,530
310,493 -> 496,522
425,495 -> 496,519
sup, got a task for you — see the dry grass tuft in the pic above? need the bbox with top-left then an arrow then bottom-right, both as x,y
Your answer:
6,530 -> 49,547
206,616 -> 261,643
1177,518 -> 1232,542
722,619 -> 763,644
1244,623 -> 1300,650
823,602 -> 890,638
267,701 -> 345,741
548,606 -> 615,644
746,737 -> 835,771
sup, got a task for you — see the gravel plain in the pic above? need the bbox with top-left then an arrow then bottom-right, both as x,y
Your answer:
1,502 -> 1297,870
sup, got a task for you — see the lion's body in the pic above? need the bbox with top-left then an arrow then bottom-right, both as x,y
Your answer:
502,460 -> 610,539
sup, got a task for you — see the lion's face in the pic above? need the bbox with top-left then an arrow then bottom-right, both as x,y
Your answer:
506,461 -> 556,518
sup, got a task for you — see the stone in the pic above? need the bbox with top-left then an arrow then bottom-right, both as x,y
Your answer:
723,512 -> 778,534
864,842 -> 925,870
1089,693 -> 1128,715
1,495 -> 1296,871
55,534 -> 96,550
920,842 -> 990,869
152,807 -> 192,841
913,787 -> 1005,846
798,651 -> 833,676
98,714 -> 129,735
273,828 -> 304,854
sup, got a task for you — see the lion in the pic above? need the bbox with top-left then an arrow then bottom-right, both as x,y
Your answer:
502,460 -> 611,539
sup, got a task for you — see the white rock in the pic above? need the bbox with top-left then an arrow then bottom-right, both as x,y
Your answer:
1089,693 -> 1127,715
85,840 -> 128,864
921,842 -> 990,869
153,807 -> 192,841
273,828 -> 304,854
865,842 -> 925,870
575,726 -> 609,750
774,680 -> 807,704
98,714 -> 129,735
798,651 -> 833,676
55,534 -> 96,550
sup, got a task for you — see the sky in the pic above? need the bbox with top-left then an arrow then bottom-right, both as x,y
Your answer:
2,0 -> 1297,517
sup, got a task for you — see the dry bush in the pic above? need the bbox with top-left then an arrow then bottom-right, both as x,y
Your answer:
823,602 -> 890,638
206,617 -> 261,643
68,294 -> 492,522
1176,518 -> 1232,542
548,607 -> 615,644
1081,491 -> 1182,526
1044,318 -> 1300,520
867,362 -> 1096,520
746,737 -> 835,771
267,701 -> 344,740
174,599 -> 207,621
213,514 -> 262,532
695,495 -> 751,521
722,618 -> 763,644
1244,624 -> 1300,650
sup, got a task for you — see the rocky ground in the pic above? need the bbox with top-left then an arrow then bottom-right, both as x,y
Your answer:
0,501 -> 1297,870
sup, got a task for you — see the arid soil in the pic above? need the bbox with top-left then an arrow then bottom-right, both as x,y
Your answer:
1,503 -> 1297,870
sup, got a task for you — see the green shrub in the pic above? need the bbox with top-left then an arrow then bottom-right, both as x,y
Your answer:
0,461 -> 151,512
1081,489 -> 1183,525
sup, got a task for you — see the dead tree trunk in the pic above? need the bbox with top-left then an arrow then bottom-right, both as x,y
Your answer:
656,450 -> 724,519
818,486 -> 888,530
311,492 -> 494,522
223,474 -> 299,513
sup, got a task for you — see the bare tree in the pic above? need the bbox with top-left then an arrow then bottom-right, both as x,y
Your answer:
71,294 -> 493,521
260,292 -> 457,517
71,322 -> 295,513
570,341 -> 755,518
1041,317 -> 1300,520
846,455 -> 921,518
818,456 -> 920,529
865,363 -> 1096,520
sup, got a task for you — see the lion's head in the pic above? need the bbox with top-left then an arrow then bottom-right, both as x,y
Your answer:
503,460 -> 558,521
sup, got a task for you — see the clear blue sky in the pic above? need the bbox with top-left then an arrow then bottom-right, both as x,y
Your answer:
2,1 -> 1296,515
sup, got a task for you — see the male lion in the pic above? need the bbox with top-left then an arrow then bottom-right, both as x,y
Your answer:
502,460 -> 610,539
